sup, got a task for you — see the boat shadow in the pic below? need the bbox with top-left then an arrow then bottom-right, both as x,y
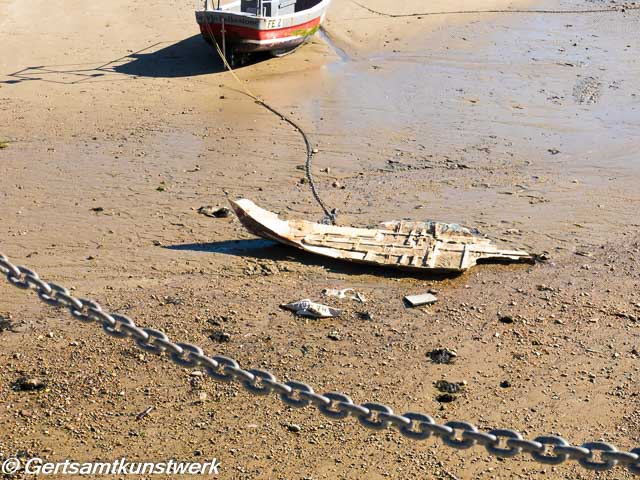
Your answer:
114,35 -> 227,77
1,35 -> 270,85
166,239 -> 463,280
113,35 -> 272,78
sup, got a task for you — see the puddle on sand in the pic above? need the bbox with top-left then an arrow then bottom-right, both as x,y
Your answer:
318,27 -> 350,63
261,8 -> 640,243
290,10 -> 640,173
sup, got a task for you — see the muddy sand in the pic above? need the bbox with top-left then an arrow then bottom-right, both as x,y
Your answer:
1,0 -> 640,478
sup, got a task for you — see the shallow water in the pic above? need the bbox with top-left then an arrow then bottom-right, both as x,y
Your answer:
259,7 -> 640,244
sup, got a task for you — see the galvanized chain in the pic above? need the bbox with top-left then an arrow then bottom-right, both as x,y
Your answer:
2,250 -> 639,475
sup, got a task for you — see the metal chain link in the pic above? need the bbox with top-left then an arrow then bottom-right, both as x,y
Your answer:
1,251 -> 639,474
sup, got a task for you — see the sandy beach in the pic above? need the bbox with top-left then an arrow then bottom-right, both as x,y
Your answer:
1,0 -> 639,478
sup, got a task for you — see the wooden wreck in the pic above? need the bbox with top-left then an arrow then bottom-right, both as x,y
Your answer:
229,199 -> 534,273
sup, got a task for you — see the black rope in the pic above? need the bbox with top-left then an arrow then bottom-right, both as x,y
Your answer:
203,20 -> 337,224
255,100 -> 337,224
351,0 -> 640,17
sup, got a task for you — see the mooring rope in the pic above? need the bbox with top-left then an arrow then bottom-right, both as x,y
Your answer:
350,0 -> 640,17
202,22 -> 337,224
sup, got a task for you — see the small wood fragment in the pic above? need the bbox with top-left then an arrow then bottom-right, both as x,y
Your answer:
136,406 -> 154,421
404,293 -> 438,307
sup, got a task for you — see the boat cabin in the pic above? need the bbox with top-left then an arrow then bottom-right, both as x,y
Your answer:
240,0 -> 323,17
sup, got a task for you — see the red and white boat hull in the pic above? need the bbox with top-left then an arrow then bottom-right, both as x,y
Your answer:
196,0 -> 330,54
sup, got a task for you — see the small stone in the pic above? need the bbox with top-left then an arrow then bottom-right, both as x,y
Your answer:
198,206 -> 231,218
210,331 -> 232,343
435,380 -> 465,394
327,331 -> 341,341
332,181 -> 341,189
499,315 -> 514,324
500,380 -> 511,388
287,424 -> 301,433
435,393 -> 456,403
13,377 -> 47,392
428,348 -> 457,364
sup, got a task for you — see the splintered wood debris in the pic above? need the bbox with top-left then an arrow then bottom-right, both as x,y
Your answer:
230,199 -> 534,273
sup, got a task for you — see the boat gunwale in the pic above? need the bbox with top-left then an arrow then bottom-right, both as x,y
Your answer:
196,0 -> 331,25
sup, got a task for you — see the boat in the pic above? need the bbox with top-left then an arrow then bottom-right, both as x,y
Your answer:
229,199 -> 535,273
195,0 -> 331,60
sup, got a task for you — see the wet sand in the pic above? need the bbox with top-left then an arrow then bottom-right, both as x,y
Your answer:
1,0 -> 640,478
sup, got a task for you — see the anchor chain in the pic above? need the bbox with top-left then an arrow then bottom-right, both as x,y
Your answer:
1,251 -> 640,474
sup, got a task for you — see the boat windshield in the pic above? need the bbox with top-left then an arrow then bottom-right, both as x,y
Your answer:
240,0 -> 324,16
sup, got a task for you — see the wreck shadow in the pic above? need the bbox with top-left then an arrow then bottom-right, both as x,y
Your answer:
166,239 -> 463,281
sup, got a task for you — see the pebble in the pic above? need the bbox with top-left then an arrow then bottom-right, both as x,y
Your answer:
287,424 -> 301,433
210,331 -> 232,343
327,331 -> 341,341
435,393 -> 456,403
198,206 -> 232,218
435,380 -> 466,394
13,377 -> 47,391
428,348 -> 457,364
